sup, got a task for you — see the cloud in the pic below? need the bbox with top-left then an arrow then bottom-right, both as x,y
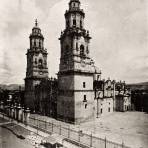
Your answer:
84,0 -> 148,83
34,0 -> 60,16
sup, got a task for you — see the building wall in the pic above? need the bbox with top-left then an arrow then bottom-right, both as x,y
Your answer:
75,91 -> 94,123
57,74 -> 74,122
57,95 -> 75,123
57,74 -> 95,124
74,75 -> 93,90
25,79 -> 41,109
24,91 -> 35,109
58,75 -> 74,90
95,98 -> 113,116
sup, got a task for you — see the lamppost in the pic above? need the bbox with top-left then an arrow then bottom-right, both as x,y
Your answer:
94,85 -> 99,118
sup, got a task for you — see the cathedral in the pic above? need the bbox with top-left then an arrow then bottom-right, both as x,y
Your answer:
24,0 -> 131,124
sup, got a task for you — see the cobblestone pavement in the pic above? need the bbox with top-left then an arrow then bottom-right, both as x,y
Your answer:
31,112 -> 148,148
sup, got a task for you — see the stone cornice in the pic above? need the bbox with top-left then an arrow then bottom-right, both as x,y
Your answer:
58,70 -> 95,76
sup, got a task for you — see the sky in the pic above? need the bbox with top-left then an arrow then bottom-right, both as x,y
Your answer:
0,0 -> 147,84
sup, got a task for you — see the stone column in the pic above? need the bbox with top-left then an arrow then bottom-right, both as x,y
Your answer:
7,99 -> 11,115
17,104 -> 22,121
24,108 -> 30,125
21,107 -> 25,123
10,105 -> 14,118
14,104 -> 17,119
12,106 -> 15,119
7,105 -> 11,117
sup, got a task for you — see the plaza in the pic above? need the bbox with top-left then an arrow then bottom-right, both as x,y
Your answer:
81,112 -> 148,148
31,112 -> 148,148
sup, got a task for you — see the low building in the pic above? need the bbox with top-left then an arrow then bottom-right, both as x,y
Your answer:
94,78 -> 115,117
115,82 -> 131,112
94,78 -> 131,117
97,98 -> 114,116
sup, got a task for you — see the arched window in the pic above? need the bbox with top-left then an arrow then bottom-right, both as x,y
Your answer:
35,58 -> 37,64
83,82 -> 86,88
80,45 -> 85,58
44,60 -> 47,66
76,43 -> 78,50
73,19 -> 76,26
34,40 -> 36,47
39,41 -> 41,48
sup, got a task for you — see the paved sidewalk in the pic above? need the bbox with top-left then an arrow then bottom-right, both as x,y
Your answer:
0,113 -> 86,148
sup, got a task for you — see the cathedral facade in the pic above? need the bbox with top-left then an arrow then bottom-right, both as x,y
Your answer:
24,0 -> 131,124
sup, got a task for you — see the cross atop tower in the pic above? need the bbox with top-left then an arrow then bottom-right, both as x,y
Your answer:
35,19 -> 38,27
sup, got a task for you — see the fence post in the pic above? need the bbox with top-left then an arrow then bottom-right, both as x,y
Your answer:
68,126 -> 70,138
52,122 -> 53,132
59,125 -> 61,135
78,131 -> 80,147
37,118 -> 38,135
105,137 -> 107,148
90,132 -> 93,147
35,117 -> 36,127
49,122 -> 51,132
33,117 -> 35,125
45,121 -> 46,129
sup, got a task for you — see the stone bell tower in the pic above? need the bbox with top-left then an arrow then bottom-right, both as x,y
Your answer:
25,20 -> 48,110
57,0 -> 96,124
